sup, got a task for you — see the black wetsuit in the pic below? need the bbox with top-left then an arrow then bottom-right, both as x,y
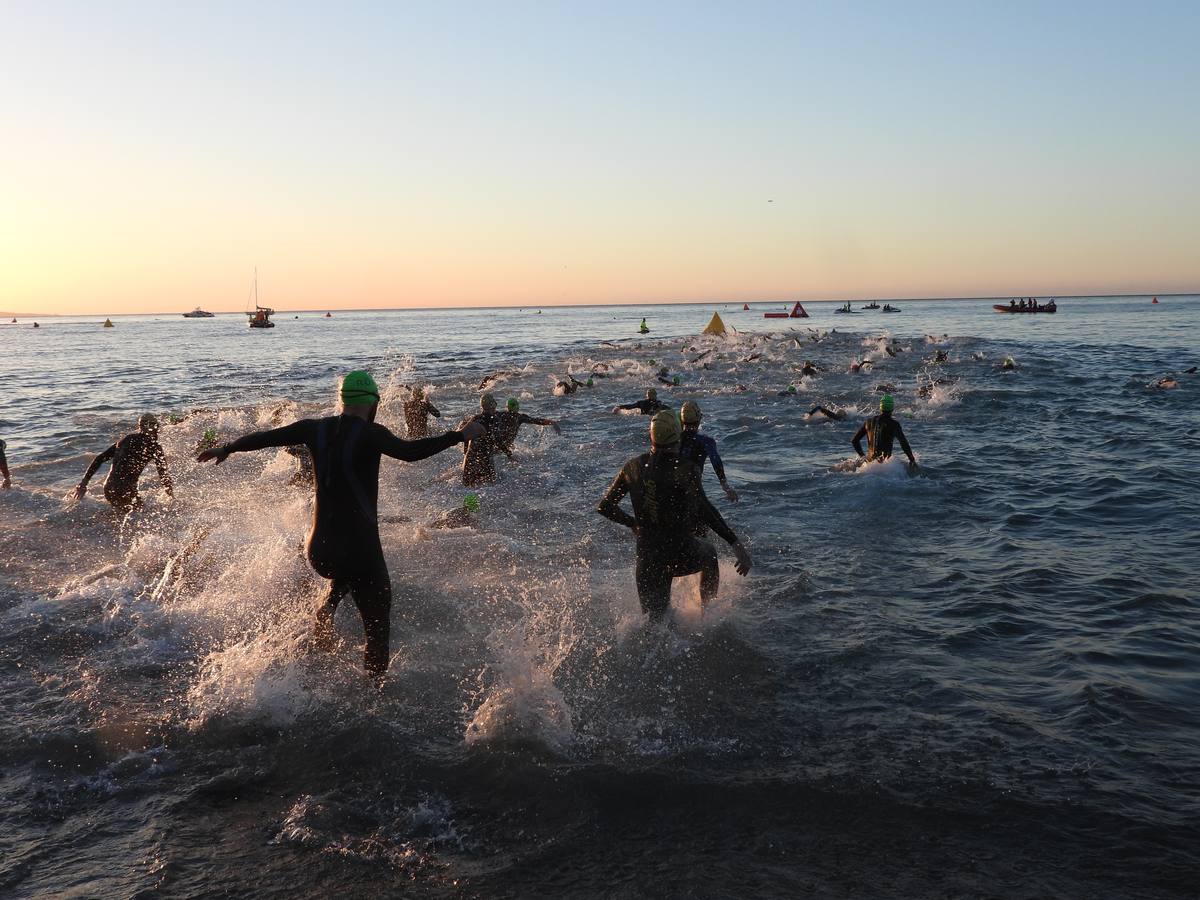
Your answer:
496,410 -> 552,450
615,399 -> 668,415
851,412 -> 914,463
80,431 -> 172,512
223,415 -> 464,676
0,439 -> 9,487
597,450 -> 738,617
461,410 -> 507,486
403,397 -> 441,439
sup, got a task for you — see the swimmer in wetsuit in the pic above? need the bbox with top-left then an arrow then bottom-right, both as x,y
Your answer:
460,393 -> 511,487
613,388 -> 668,415
497,398 -> 560,451
403,385 -> 441,439
851,394 -> 917,469
74,414 -> 174,513
0,439 -> 10,489
806,405 -> 846,421
597,410 -> 752,619
198,371 -> 483,679
678,401 -> 738,502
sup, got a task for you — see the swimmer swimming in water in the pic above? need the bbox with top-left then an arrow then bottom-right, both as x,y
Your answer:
597,410 -> 752,619
197,371 -> 483,680
74,414 -> 174,513
806,405 -> 846,421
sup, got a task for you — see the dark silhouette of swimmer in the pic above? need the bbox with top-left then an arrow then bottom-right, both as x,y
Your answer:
0,439 -> 10,489
806,405 -> 846,421
598,411 -> 751,619
74,414 -> 174,513
403,385 -> 441,439
498,398 -> 560,451
851,394 -> 917,468
197,371 -> 483,680
460,393 -> 511,487
613,388 -> 668,415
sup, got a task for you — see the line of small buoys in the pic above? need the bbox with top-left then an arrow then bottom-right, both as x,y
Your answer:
103,318 -> 114,328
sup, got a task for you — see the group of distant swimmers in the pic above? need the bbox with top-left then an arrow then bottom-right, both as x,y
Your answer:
12,338 -> 1193,685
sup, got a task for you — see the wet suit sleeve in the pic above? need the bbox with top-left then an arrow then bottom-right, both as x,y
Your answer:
893,421 -> 916,464
367,424 -> 463,461
0,441 -> 9,482
703,435 -> 728,482
224,420 -> 316,455
519,413 -> 553,427
426,401 -> 441,419
694,481 -> 738,545
596,467 -> 638,530
79,444 -> 117,488
614,402 -> 641,412
151,439 -> 173,494
851,423 -> 867,457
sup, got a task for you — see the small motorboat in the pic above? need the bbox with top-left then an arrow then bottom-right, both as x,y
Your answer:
881,304 -> 902,313
183,307 -> 215,318
861,302 -> 880,310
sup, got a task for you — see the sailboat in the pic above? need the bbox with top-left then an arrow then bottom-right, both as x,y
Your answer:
245,268 -> 275,328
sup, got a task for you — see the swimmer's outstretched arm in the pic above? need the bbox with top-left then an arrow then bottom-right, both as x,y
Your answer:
369,423 -> 471,461
519,413 -> 561,434
851,424 -> 868,457
703,437 -> 738,502
199,420 -> 315,463
74,444 -> 116,497
612,402 -> 641,412
426,401 -> 441,418
596,470 -> 638,530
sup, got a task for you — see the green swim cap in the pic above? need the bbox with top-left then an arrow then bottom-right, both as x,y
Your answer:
507,398 -> 519,412
673,375 -> 681,385
787,384 -> 796,394
586,377 -> 593,387
203,428 -> 217,442
464,493 -> 480,512
880,394 -> 895,412
340,370 -> 380,406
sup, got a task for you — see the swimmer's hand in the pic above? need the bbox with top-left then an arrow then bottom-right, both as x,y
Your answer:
71,484 -> 86,500
197,445 -> 232,465
459,421 -> 485,443
732,541 -> 752,576
722,481 -> 740,503
1,477 -> 10,490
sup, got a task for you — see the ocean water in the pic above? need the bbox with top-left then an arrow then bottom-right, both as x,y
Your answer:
1,296 -> 1198,898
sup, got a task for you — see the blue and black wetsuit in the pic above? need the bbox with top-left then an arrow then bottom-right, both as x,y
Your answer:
678,432 -> 727,484
597,450 -> 739,618
222,415 -> 465,676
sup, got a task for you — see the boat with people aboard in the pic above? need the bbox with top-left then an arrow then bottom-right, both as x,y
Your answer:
182,307 -> 215,318
834,302 -> 858,314
881,303 -> 902,313
994,298 -> 1057,314
245,267 -> 276,328
861,302 -> 880,309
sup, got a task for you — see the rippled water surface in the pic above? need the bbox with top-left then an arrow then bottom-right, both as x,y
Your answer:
1,296 -> 1198,898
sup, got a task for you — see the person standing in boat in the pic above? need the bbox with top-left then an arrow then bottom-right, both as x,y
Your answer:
851,394 -> 917,469
197,371 -> 483,681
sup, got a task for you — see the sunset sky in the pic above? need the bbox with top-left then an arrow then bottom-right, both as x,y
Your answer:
2,2 -> 1198,314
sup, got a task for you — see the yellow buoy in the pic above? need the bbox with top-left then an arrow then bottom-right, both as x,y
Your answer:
702,312 -> 726,336
103,318 -> 114,327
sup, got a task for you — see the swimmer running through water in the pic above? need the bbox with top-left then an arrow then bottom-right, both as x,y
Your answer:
0,439 -> 9,489
197,371 -> 484,680
678,401 -> 739,502
613,388 -> 668,415
497,398 -> 560,451
403,384 -> 441,439
460,393 -> 510,487
851,394 -> 917,469
74,414 -> 174,513
597,410 -> 751,619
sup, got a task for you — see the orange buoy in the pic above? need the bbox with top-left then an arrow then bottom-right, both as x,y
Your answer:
1151,297 -> 1159,304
